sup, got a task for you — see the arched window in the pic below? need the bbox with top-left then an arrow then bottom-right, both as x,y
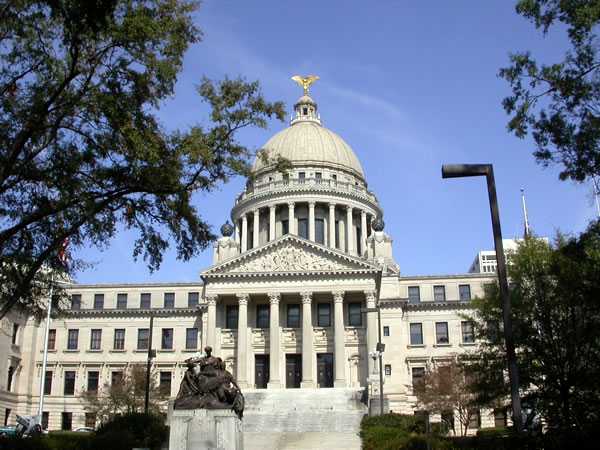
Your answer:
7,366 -> 14,392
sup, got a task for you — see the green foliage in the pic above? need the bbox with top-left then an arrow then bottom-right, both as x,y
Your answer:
500,0 -> 600,182
361,413 -> 426,434
0,0 -> 285,319
93,412 -> 167,450
46,431 -> 93,450
463,221 -> 600,432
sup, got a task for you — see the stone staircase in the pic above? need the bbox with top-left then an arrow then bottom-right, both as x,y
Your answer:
242,388 -> 367,433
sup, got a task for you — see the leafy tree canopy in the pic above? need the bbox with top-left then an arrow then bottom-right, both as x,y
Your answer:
500,0 -> 600,182
0,0 -> 286,318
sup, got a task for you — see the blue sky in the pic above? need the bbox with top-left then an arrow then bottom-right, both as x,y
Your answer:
75,0 -> 598,283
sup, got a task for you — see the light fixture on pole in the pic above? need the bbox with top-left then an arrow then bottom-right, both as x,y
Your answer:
441,163 -> 523,431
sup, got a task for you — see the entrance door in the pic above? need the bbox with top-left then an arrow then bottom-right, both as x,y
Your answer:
255,355 -> 269,389
317,353 -> 334,388
285,354 -> 302,388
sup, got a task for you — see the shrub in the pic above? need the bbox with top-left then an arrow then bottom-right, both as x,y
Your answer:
47,431 -> 93,450
361,413 -> 426,434
92,413 -> 167,450
0,437 -> 50,450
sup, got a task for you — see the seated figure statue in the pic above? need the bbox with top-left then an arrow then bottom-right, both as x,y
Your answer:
174,346 -> 244,419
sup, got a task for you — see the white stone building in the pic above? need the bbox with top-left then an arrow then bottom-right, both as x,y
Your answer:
1,88 -> 507,435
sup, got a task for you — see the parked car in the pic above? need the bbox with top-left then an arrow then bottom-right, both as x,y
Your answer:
74,427 -> 95,433
0,425 -> 17,438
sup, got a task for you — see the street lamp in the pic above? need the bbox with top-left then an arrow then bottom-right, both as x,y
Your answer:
441,163 -> 523,431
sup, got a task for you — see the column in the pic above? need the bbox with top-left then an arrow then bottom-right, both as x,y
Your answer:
236,294 -> 249,388
288,202 -> 296,235
333,291 -> 346,387
269,204 -> 276,241
300,292 -> 314,388
253,208 -> 260,248
308,201 -> 316,241
234,221 -> 240,244
329,203 -> 336,248
365,290 -> 378,377
268,292 -> 282,388
360,210 -> 367,256
241,214 -> 248,253
206,294 -> 217,349
346,206 -> 354,254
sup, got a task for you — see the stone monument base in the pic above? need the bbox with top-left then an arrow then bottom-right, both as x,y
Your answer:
169,408 -> 243,450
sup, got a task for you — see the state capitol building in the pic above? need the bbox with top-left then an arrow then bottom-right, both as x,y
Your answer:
0,84 -> 502,434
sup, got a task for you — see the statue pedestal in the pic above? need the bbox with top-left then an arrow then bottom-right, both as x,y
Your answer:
169,408 -> 243,450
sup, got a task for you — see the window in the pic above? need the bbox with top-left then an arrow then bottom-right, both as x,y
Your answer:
409,323 -> 423,345
317,303 -> 331,327
161,328 -> 173,350
287,304 -> 300,328
226,305 -> 239,329
468,409 -> 481,429
315,172 -> 322,182
348,302 -> 362,326
315,218 -> 325,244
6,367 -> 14,392
90,329 -> 102,350
41,412 -> 49,430
298,172 -> 305,183
93,294 -> 104,310
384,364 -> 392,376
412,367 -> 425,392
85,413 -> 96,429
408,286 -> 420,303
494,408 -> 507,428
116,293 -> 127,309
459,284 -> 471,301
51,294 -> 59,310
44,371 -> 52,395
487,320 -> 501,343
113,329 -> 125,350
283,173 -> 290,184
441,410 -> 455,433
185,328 -> 198,350
64,371 -> 75,395
188,292 -> 199,308
356,227 -> 362,255
433,285 -> 446,302
3,409 -> 9,427
137,328 -> 149,350
160,371 -> 171,396
281,219 -> 289,235
140,293 -> 151,309
461,321 -> 475,344
61,412 -> 72,431
67,329 -> 79,350
298,218 -> 308,239
256,304 -> 270,328
70,294 -> 81,310
302,107 -> 308,115
383,326 -> 390,337
334,220 -> 340,248
436,322 -> 449,344
111,371 -> 123,385
164,292 -> 175,308
87,371 -> 99,392
11,324 -> 18,345
331,173 -> 337,182
47,329 -> 56,350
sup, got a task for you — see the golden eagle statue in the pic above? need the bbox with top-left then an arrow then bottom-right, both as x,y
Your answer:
291,74 -> 320,95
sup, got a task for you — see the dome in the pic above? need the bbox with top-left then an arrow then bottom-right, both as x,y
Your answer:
253,122 -> 365,178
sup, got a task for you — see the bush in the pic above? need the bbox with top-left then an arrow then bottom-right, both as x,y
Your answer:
47,431 -> 93,450
92,413 -> 167,450
361,413 -> 426,434
0,437 -> 51,450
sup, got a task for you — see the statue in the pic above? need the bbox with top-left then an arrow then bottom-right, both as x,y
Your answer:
174,346 -> 244,420
291,74 -> 320,95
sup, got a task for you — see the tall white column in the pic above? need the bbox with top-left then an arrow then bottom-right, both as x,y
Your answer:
365,290 -> 378,377
288,202 -> 296,235
206,294 -> 217,349
360,210 -> 367,256
346,206 -> 354,254
333,291 -> 346,387
236,294 -> 249,388
268,292 -> 282,388
300,292 -> 314,388
253,208 -> 260,248
241,214 -> 248,253
308,201 -> 316,242
269,204 -> 276,241
329,203 -> 336,248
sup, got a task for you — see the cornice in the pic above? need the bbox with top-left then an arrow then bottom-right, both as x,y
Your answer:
399,273 -> 496,281
66,281 -> 204,290
63,306 -> 206,319
402,301 -> 476,312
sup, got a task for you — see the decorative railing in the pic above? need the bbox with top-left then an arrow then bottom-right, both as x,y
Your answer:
251,328 -> 269,346
344,327 -> 366,344
282,327 -> 301,345
220,329 -> 237,348
313,327 -> 333,346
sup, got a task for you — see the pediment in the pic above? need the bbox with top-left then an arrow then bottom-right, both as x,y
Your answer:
203,235 -> 377,277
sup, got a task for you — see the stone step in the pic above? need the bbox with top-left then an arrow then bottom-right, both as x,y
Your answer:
243,411 -> 365,433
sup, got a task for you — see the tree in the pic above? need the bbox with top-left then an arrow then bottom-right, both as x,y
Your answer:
0,0 -> 286,319
465,222 -> 600,433
82,364 -> 167,424
414,358 -> 482,436
500,0 -> 600,182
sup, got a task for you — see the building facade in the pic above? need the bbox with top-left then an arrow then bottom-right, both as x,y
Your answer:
2,88 -> 504,433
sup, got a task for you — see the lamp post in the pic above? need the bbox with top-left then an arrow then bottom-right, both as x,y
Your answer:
441,163 -> 522,431
363,269 -> 385,415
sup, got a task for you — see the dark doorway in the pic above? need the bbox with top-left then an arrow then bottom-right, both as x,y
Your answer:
255,355 -> 269,389
285,354 -> 302,389
317,353 -> 334,388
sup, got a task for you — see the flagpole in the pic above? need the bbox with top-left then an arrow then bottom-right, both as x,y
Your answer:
593,178 -> 600,218
520,188 -> 530,237
37,273 -> 53,425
